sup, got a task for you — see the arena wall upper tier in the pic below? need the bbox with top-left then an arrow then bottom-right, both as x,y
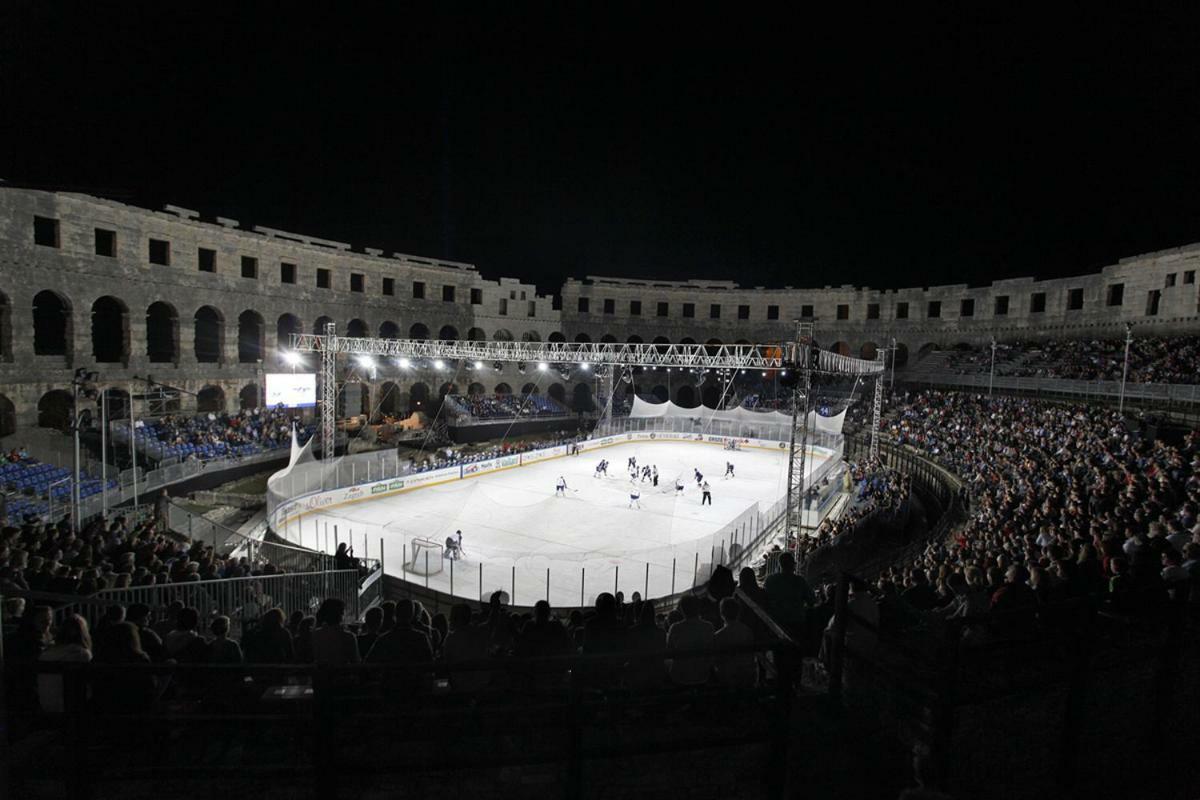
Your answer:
1,185 -> 1198,430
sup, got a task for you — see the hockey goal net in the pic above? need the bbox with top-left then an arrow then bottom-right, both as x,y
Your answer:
405,537 -> 445,575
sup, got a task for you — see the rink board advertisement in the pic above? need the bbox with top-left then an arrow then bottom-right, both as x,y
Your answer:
270,431 -> 827,531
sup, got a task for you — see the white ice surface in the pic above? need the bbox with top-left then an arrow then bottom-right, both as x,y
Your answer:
293,441 -> 827,606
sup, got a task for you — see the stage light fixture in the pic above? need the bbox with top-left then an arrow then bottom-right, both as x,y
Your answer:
433,359 -> 446,370
398,357 -> 412,369
537,362 -> 548,371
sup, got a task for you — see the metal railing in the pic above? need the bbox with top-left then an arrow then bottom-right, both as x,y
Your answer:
64,568 -> 368,639
902,370 -> 1200,408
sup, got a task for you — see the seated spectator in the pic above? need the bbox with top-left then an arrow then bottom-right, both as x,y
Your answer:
38,614 -> 93,713
357,606 -> 384,657
666,594 -> 714,686
91,622 -> 156,713
164,607 -> 208,662
207,616 -> 243,663
126,603 -> 167,662
243,608 -> 295,664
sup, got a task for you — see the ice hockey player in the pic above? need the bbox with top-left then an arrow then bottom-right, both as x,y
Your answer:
725,461 -> 735,478
556,476 -> 569,497
641,464 -> 652,482
594,460 -> 605,478
628,455 -> 637,472
701,480 -> 712,506
652,465 -> 659,487
629,482 -> 642,509
694,468 -> 704,486
675,477 -> 685,495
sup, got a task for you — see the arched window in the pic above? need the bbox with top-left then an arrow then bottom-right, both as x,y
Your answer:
572,383 -> 594,412
0,393 -> 15,437
346,319 -> 369,338
197,385 -> 226,413
548,383 -> 566,405
239,383 -> 260,410
147,302 -> 180,363
37,390 -> 73,431
276,314 -> 302,357
860,342 -> 878,360
438,325 -> 459,341
379,321 -> 400,339
495,382 -> 513,395
493,329 -> 514,342
574,333 -> 592,343
675,385 -> 697,407
521,330 -> 541,342
313,316 -> 335,335
409,322 -> 430,340
194,306 -> 224,363
238,310 -> 265,363
547,332 -> 565,343
91,296 -> 129,363
33,290 -> 71,357
408,382 -> 430,413
467,327 -> 487,342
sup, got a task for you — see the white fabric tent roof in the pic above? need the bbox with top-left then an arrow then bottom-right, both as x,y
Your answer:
628,396 -> 845,433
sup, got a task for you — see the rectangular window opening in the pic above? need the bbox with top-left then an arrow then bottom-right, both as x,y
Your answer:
94,228 -> 116,257
33,216 -> 59,248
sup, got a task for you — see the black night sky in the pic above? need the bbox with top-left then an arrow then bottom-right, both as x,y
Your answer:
3,4 -> 1199,294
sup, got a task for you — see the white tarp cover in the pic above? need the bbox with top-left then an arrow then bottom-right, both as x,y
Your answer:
628,396 -> 846,433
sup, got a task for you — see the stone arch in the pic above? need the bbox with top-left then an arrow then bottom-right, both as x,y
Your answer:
860,341 -> 878,360
379,320 -> 401,339
194,306 -> 224,363
952,341 -> 973,352
675,385 -> 697,407
574,333 -> 591,343
572,382 -> 594,412
626,334 -> 643,344
651,385 -> 669,402
438,382 -> 458,399
378,381 -> 402,415
600,333 -> 618,343
238,310 -> 265,363
313,316 -> 335,335
705,337 -> 723,357
893,343 -> 910,367
467,327 -> 487,342
520,382 -> 539,395
409,382 -> 430,413
338,381 -> 369,418
547,331 -> 566,343
438,324 -> 459,341
239,383 -> 260,410
495,382 -> 513,395
521,330 -> 541,342
467,382 -> 486,396
494,329 -> 514,342
275,313 -> 302,356
197,385 -> 226,413
101,387 -> 130,421
146,301 -> 180,364
33,290 -> 71,357
679,337 -> 696,345
652,336 -> 670,354
346,318 -> 369,338
830,341 -> 851,357
0,393 -> 15,437
409,322 -> 430,340
90,296 -> 129,363
701,384 -> 720,408
37,389 -> 73,431
548,383 -> 566,404
917,342 -> 938,360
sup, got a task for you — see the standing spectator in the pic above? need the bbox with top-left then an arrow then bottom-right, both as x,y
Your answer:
441,604 -> 491,692
624,600 -> 666,689
666,594 -> 715,686
92,622 -> 156,714
713,598 -> 755,687
357,606 -> 384,657
763,552 -> 815,641
310,599 -> 360,666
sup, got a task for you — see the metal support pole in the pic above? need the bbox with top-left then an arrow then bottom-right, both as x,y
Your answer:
614,566 -> 619,597
671,558 -> 676,595
128,384 -> 139,512
988,338 -> 997,397
692,552 -> 699,588
645,562 -> 649,598
512,566 -> 516,606
546,568 -> 550,603
581,567 -> 585,607
100,389 -> 108,518
321,321 -> 338,467
1119,324 -> 1132,414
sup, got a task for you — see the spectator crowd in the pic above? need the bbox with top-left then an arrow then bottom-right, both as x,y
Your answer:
945,335 -> 1200,384
446,393 -> 570,421
861,390 -> 1199,634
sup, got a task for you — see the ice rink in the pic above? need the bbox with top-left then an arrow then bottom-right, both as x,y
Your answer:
296,440 -> 830,606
